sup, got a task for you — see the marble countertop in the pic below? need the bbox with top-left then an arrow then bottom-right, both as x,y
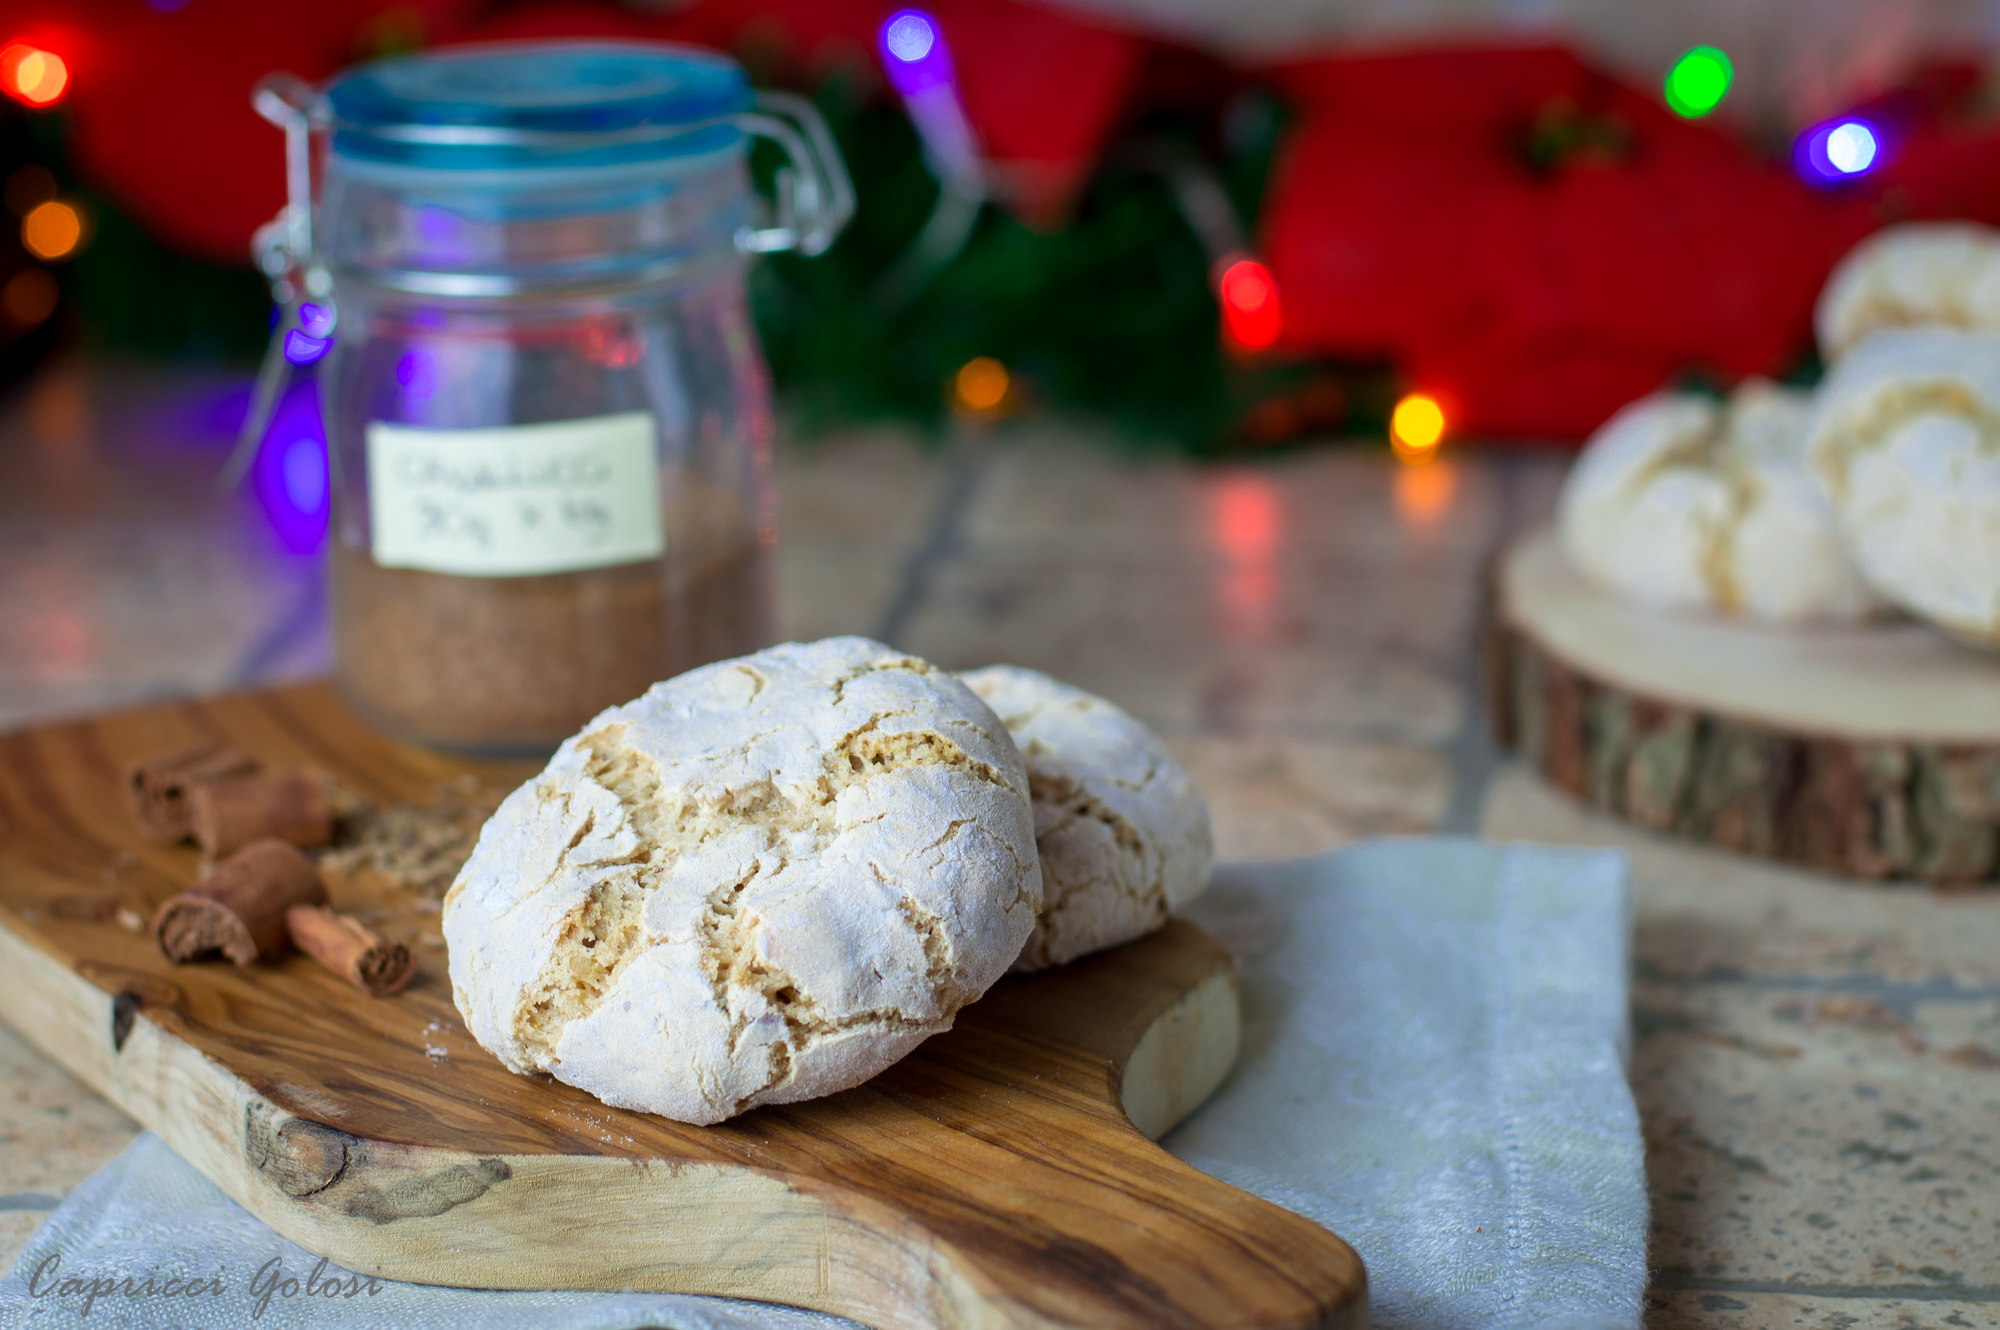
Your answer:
2,360 -> 1996,1329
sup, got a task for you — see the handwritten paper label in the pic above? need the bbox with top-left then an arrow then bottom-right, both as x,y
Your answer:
366,412 -> 664,577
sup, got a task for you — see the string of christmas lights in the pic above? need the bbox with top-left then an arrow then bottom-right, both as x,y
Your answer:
4,10 -> 1997,464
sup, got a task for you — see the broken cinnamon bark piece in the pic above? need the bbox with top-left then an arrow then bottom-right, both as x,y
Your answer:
154,839 -> 328,966
189,769 -> 333,860
285,905 -> 415,996
122,743 -> 260,842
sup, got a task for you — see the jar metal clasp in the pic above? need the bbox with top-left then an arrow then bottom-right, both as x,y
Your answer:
221,73 -> 335,489
732,90 -> 855,257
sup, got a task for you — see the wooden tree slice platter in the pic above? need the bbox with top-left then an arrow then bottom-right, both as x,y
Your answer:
1491,526 -> 2000,883
0,683 -> 1366,1329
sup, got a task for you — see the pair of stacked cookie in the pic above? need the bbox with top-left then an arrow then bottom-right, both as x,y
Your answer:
1558,221 -> 2000,646
444,638 -> 1213,1124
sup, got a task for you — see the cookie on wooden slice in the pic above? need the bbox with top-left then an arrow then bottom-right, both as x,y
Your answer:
1808,327 -> 2000,648
1559,380 -> 1877,625
1816,222 -> 2000,358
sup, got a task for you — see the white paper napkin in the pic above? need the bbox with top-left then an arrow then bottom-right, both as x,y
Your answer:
0,837 -> 1644,1329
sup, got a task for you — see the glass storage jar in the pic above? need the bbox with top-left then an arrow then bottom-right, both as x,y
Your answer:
247,42 -> 850,754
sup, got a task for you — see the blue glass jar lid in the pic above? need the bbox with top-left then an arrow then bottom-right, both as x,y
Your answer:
326,42 -> 751,173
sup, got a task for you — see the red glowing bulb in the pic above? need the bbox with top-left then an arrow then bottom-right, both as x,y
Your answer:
2,44 -> 68,107
1218,257 -> 1282,351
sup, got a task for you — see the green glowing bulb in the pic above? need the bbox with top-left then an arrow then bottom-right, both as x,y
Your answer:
1665,46 -> 1733,118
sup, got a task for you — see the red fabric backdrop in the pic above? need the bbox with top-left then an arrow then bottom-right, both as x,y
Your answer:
12,3 -> 2000,438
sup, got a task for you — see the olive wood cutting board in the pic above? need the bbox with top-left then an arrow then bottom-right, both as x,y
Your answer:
0,683 -> 1366,1329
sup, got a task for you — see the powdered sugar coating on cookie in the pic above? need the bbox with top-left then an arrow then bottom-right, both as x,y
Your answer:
1559,381 -> 1879,625
444,637 -> 1041,1124
1816,222 -> 2000,358
1806,327 -> 2000,646
960,665 -> 1212,972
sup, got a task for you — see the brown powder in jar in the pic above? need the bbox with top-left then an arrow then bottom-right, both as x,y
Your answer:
331,540 -> 772,753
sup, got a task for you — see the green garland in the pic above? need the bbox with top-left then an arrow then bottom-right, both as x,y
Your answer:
6,76 -> 1393,450
753,79 -> 1389,452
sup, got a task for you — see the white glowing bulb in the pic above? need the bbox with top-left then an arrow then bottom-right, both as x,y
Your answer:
885,14 -> 935,63
1827,122 -> 1878,174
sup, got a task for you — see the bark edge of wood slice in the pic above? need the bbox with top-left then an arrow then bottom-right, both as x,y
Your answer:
1491,525 -> 2000,884
0,682 -> 1366,1330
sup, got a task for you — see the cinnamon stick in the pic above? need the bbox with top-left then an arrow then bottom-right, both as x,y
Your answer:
123,743 -> 260,842
285,904 -> 415,996
154,839 -> 327,966
190,769 -> 332,860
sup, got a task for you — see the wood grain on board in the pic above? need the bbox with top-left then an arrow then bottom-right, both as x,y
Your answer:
1492,527 -> 2000,883
0,683 -> 1366,1330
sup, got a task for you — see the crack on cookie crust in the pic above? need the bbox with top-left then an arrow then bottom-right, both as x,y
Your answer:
515,870 -> 656,1065
710,880 -> 979,1117
836,717 -> 1013,792
1816,378 -> 1999,502
1581,398 -> 1828,618
899,894 -> 978,1013
961,666 -> 1211,976
1015,770 -> 1164,970
507,701 -> 1010,1099
1029,772 -> 1148,860
827,654 -> 941,707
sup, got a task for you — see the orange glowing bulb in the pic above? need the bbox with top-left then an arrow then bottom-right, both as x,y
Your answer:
954,356 -> 1009,413
22,198 -> 82,261
1390,393 -> 1446,462
2,44 -> 68,107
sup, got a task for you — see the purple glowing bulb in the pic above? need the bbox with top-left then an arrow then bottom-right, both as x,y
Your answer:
281,433 -> 327,513
283,330 -> 330,364
884,12 -> 934,60
1797,118 -> 1883,184
251,379 -> 329,554
878,6 -> 981,183
880,10 -> 953,96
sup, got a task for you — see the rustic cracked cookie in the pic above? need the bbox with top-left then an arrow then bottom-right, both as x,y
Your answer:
444,637 -> 1042,1124
959,665 -> 1212,972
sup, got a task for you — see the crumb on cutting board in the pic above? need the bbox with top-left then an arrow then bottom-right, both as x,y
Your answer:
317,776 -> 503,898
